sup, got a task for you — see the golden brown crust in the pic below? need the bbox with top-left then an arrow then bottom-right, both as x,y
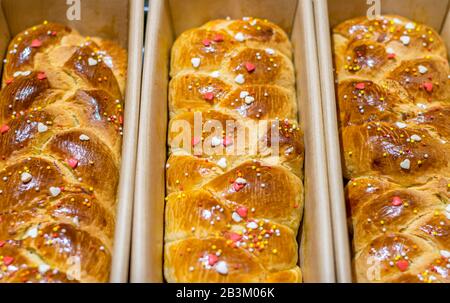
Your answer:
333,15 -> 450,283
165,18 -> 303,282
0,22 -> 126,282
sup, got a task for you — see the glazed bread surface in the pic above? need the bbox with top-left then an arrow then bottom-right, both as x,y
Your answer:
333,15 -> 450,282
165,18 -> 304,282
0,22 -> 127,282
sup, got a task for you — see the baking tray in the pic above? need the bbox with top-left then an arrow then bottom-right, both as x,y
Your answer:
0,0 -> 144,282
131,0 -> 335,283
314,0 -> 450,282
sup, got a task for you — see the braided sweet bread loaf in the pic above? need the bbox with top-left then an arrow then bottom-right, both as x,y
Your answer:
0,22 -> 126,282
333,15 -> 450,282
164,18 -> 304,282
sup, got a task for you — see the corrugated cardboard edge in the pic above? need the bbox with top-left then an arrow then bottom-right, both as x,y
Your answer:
110,0 -> 144,283
313,0 -> 352,283
131,0 -> 171,283
131,0 -> 335,283
314,0 -> 450,283
294,0 -> 335,283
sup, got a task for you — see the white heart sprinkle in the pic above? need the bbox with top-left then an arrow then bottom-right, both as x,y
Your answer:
79,134 -> 90,141
235,177 -> 247,185
103,56 -> 113,68
447,212 -> 450,220
201,209 -> 212,220
25,226 -> 38,239
37,122 -> 48,133
73,216 -> 80,226
191,57 -> 201,68
395,122 -> 407,129
400,36 -> 411,45
265,48 -> 275,55
446,205 -> 450,212
410,135 -> 422,142
211,136 -> 222,147
215,261 -> 228,275
234,74 -> 245,84
210,71 -> 220,78
88,58 -> 98,66
418,65 -> 428,74
246,222 -> 258,229
400,159 -> 411,170
405,22 -> 416,30
386,47 -> 395,55
217,158 -> 227,169
232,212 -> 242,222
234,32 -> 245,42
38,264 -> 51,274
21,172 -> 32,183
239,91 -> 249,99
244,96 -> 255,105
440,250 -> 450,259
49,186 -> 61,197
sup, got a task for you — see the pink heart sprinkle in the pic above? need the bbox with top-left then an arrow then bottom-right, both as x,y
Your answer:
203,92 -> 214,101
67,158 -> 78,169
0,124 -> 10,134
208,254 -> 219,266
236,206 -> 248,218
423,82 -> 433,92
192,137 -> 201,146
233,182 -> 245,192
245,62 -> 256,73
37,72 -> 47,80
223,137 -> 233,147
392,196 -> 403,206
396,260 -> 409,272
213,34 -> 224,42
355,82 -> 365,90
31,39 -> 42,48
202,39 -> 211,47
3,256 -> 14,265
229,233 -> 242,242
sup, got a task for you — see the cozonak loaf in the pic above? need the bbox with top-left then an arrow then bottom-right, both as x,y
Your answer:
333,15 -> 450,282
165,18 -> 304,282
0,21 -> 127,282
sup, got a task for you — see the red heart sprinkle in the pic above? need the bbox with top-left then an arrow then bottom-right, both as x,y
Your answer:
0,124 -> 10,134
423,82 -> 433,92
118,115 -> 124,124
37,72 -> 47,80
355,82 -> 365,90
236,206 -> 248,218
31,39 -> 42,48
208,254 -> 219,266
202,39 -> 211,46
51,31 -> 57,36
223,137 -> 233,147
392,196 -> 403,206
245,62 -> 256,73
67,158 -> 78,169
3,256 -> 14,265
396,260 -> 409,272
203,92 -> 214,101
0,240 -> 5,248
387,53 -> 396,59
213,34 -> 224,42
192,137 -> 201,146
229,233 -> 242,242
5,79 -> 13,85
